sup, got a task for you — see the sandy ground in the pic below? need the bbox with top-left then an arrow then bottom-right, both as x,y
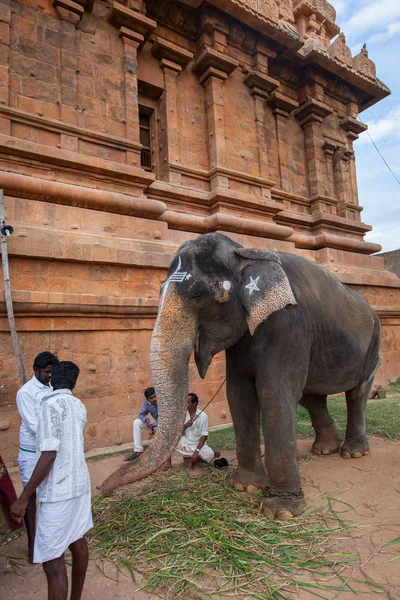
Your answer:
1,437 -> 400,600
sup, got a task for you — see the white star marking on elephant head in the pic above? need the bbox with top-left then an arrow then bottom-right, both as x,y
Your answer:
245,275 -> 260,295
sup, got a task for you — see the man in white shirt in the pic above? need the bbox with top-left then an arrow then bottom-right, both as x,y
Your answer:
11,361 -> 92,600
176,393 -> 214,467
16,350 -> 59,562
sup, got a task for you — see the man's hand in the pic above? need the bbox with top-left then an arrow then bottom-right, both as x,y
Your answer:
183,419 -> 193,432
10,497 -> 28,521
145,417 -> 151,429
149,425 -> 155,436
190,450 -> 199,468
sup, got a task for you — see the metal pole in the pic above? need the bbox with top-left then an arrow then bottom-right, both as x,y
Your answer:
0,189 -> 26,384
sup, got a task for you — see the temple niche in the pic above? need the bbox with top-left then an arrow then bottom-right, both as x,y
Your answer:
0,0 -> 399,464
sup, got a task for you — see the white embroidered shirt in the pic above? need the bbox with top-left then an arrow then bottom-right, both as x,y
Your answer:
36,389 -> 90,503
16,376 -> 52,452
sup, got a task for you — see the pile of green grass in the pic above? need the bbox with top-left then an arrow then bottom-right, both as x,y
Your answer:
90,469 -> 385,600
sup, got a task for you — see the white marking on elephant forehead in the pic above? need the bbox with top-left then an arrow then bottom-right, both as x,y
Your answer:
163,256 -> 192,285
223,280 -> 231,290
245,275 -> 260,295
158,281 -> 169,312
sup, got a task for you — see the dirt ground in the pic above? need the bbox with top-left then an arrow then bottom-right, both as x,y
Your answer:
2,437 -> 400,600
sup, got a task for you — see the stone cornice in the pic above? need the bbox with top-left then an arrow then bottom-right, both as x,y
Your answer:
0,106 -> 142,153
267,91 -> 299,115
339,117 -> 368,136
0,171 -> 164,219
277,209 -> 373,234
3,224 -> 177,267
108,1 -> 156,39
160,210 -> 294,240
151,37 -> 194,68
294,98 -> 332,126
296,46 -> 390,111
0,135 -> 153,186
0,291 -> 159,317
288,232 -> 381,255
192,47 -> 239,80
244,71 -> 280,95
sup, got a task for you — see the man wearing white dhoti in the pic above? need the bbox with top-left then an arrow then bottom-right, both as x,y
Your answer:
176,393 -> 214,467
16,350 -> 59,561
11,361 -> 92,600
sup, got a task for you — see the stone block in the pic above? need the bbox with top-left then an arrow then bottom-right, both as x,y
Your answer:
0,21 -> 10,45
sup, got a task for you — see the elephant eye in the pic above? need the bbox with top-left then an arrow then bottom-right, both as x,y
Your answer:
191,290 -> 204,300
189,283 -> 208,301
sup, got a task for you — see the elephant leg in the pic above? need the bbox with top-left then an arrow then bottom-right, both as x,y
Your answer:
341,378 -> 373,458
300,393 -> 341,455
259,384 -> 305,520
226,349 -> 268,492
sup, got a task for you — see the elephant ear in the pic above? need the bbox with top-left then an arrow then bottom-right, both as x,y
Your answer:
234,248 -> 297,335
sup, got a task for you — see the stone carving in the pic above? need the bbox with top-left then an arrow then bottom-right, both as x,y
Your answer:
269,59 -> 301,87
278,19 -> 302,42
293,0 -> 336,24
275,0 -> 294,22
231,0 -> 279,22
228,22 -> 246,48
352,44 -> 377,81
328,33 -> 352,69
298,13 -> 330,57
146,0 -> 197,38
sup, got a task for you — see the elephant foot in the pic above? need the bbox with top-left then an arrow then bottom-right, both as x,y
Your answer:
230,464 -> 268,493
312,434 -> 341,456
262,487 -> 306,520
341,438 -> 369,459
312,424 -> 341,456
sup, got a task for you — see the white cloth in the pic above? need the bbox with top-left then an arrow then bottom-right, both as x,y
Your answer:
36,389 -> 90,503
176,444 -> 214,463
17,449 -> 39,487
176,409 -> 214,463
133,418 -> 156,452
16,376 -> 52,452
33,490 -> 93,564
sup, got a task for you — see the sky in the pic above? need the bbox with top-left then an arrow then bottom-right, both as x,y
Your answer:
333,0 -> 400,253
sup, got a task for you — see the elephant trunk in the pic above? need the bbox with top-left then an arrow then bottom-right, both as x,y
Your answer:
98,286 -> 196,496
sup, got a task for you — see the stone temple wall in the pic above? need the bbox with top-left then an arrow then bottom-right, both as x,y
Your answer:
0,0 -> 399,464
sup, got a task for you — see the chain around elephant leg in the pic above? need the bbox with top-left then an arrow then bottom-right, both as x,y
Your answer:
262,487 -> 306,520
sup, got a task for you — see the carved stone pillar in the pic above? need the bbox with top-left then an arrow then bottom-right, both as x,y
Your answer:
339,116 -> 368,209
151,38 -> 193,183
321,140 -> 336,202
333,146 -> 352,216
108,2 -> 156,166
244,70 -> 279,180
294,98 -> 332,200
193,47 -> 238,177
59,19 -> 78,128
0,3 -> 11,134
267,91 -> 299,192
119,28 -> 143,162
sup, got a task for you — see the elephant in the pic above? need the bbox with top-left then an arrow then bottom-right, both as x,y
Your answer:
99,233 -> 381,520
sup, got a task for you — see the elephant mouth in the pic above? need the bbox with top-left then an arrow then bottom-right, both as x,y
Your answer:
194,325 -> 213,379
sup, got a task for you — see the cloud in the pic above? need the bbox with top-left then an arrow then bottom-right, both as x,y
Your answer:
332,0 -> 347,18
356,104 -> 400,148
365,223 -> 400,253
341,0 -> 400,41
366,20 -> 400,45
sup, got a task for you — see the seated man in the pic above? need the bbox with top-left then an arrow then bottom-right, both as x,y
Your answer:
176,393 -> 214,467
125,387 -> 158,461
